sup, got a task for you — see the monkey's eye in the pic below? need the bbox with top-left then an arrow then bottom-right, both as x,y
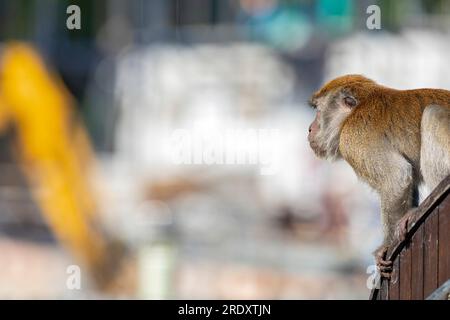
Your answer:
308,100 -> 317,109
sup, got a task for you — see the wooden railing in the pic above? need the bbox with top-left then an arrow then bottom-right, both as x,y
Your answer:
370,176 -> 450,300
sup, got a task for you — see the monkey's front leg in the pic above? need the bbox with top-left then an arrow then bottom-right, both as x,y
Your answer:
374,245 -> 392,278
375,208 -> 417,278
376,178 -> 415,278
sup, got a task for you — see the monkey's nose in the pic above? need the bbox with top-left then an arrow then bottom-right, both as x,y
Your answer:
308,124 -> 312,133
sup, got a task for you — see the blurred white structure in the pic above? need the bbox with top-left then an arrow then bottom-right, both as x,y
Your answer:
98,43 -> 381,299
326,30 -> 450,89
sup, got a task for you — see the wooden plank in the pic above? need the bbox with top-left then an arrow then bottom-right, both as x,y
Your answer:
369,288 -> 378,300
368,176 -> 449,300
387,175 -> 449,262
389,258 -> 400,300
438,197 -> 450,286
426,279 -> 450,300
369,287 -> 379,300
379,278 -> 389,300
400,243 -> 412,299
411,226 -> 424,299
423,208 -> 439,297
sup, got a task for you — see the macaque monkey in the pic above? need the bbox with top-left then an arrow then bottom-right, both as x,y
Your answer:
308,75 -> 450,277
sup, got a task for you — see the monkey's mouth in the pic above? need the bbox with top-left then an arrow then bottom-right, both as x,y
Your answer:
308,139 -> 326,159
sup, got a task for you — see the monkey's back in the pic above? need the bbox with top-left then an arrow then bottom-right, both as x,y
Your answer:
339,86 -> 450,179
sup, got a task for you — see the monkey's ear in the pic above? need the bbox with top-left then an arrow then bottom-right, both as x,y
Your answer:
343,96 -> 357,108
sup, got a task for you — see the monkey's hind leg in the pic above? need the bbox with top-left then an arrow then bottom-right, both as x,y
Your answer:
420,105 -> 450,191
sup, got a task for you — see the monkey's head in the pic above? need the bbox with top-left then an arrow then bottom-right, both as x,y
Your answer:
308,74 -> 376,160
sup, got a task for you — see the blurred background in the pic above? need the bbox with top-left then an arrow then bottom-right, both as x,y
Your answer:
0,0 -> 449,299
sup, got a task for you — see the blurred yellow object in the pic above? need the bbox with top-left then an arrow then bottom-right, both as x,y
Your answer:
0,42 -> 126,289
0,95 -> 9,132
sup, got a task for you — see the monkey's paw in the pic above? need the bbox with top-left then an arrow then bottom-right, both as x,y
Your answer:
374,245 -> 392,279
394,208 -> 418,242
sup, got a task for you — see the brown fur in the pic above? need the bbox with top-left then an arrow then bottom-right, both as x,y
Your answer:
309,74 -> 450,247
338,77 -> 450,186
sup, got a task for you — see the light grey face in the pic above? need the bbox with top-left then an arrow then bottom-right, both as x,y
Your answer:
308,90 -> 357,160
